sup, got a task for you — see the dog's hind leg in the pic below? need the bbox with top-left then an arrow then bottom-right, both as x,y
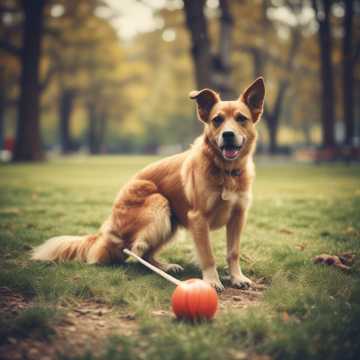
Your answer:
142,229 -> 184,273
111,180 -> 181,272
129,193 -> 182,273
144,252 -> 184,273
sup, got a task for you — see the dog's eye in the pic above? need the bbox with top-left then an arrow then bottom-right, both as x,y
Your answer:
212,115 -> 224,127
236,115 -> 248,124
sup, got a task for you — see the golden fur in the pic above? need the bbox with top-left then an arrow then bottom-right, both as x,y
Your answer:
32,78 -> 265,291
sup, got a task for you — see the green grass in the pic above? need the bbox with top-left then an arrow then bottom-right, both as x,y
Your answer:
1,155 -> 360,359
0,306 -> 60,344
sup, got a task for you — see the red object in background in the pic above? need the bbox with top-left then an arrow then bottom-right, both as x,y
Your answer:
4,137 -> 14,151
172,279 -> 218,320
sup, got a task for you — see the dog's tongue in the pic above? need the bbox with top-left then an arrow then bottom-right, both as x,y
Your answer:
223,148 -> 239,159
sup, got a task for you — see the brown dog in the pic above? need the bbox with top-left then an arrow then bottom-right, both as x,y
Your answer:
32,77 -> 265,291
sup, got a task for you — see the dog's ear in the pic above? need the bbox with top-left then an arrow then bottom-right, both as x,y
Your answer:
240,77 -> 265,123
189,88 -> 220,123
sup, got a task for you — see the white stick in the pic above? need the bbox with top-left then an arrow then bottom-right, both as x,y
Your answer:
123,249 -> 182,286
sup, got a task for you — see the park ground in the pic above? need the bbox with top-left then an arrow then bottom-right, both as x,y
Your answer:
0,156 -> 360,360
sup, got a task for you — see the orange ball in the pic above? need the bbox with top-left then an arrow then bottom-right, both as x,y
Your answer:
171,279 -> 218,321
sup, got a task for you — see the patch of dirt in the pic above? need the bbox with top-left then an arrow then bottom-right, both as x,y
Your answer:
219,281 -> 265,310
0,288 -> 138,360
0,282 -> 266,359
0,287 -> 33,315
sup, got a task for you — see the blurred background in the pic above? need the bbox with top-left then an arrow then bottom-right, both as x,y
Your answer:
0,0 -> 359,162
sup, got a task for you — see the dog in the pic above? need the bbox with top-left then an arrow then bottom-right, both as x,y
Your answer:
32,77 -> 265,291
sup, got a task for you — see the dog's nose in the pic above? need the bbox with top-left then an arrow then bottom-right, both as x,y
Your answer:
222,131 -> 235,140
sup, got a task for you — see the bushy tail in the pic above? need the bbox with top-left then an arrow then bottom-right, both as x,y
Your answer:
31,234 -> 99,263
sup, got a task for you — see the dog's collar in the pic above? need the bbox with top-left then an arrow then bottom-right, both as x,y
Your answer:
224,169 -> 241,177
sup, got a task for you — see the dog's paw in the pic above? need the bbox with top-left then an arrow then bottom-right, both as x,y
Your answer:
164,263 -> 184,273
206,279 -> 225,292
231,274 -> 253,289
203,275 -> 225,292
203,268 -> 224,292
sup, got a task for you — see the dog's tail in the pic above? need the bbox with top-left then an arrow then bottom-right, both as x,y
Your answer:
31,234 -> 100,263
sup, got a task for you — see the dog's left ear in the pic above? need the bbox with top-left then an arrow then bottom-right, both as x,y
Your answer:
240,77 -> 265,123
189,88 -> 220,123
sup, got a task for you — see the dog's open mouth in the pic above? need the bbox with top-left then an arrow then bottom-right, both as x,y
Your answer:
220,145 -> 241,160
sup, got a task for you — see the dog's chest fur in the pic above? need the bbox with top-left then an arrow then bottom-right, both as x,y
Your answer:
204,187 -> 251,230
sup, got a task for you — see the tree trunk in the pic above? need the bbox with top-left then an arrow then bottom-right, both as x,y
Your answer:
247,45 -> 290,154
183,0 -> 213,90
13,0 -> 46,161
183,0 -> 236,134
0,69 -> 5,150
264,80 -> 289,154
97,109 -> 107,154
213,0 -> 235,99
267,116 -> 278,154
343,0 -> 354,146
87,102 -> 100,155
0,91 -> 4,151
312,0 -> 336,148
59,88 -> 75,154
302,123 -> 312,146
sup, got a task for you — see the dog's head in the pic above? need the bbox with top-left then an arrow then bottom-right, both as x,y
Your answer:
190,77 -> 265,161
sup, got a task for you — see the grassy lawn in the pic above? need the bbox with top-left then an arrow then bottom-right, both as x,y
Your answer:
0,156 -> 360,359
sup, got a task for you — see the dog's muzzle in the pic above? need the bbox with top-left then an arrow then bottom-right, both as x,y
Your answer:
218,131 -> 245,161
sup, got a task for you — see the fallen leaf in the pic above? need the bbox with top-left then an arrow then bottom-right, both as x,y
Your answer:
338,252 -> 355,266
313,254 -> 351,271
279,228 -> 294,235
282,311 -> 290,322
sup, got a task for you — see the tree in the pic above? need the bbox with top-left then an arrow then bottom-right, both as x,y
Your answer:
42,0 -> 128,155
0,68 -> 4,149
183,0 -> 212,90
312,0 -> 335,148
233,0 -> 305,153
263,25 -> 302,153
58,87 -> 76,153
13,0 -> 47,161
0,0 -> 48,161
342,0 -> 354,146
182,0 -> 235,99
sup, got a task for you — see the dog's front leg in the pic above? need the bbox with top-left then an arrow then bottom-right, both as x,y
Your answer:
226,207 -> 252,289
188,210 -> 224,291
